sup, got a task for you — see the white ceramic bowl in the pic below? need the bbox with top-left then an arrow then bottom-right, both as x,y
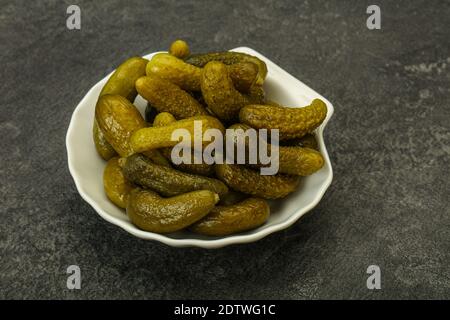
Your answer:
66,47 -> 334,248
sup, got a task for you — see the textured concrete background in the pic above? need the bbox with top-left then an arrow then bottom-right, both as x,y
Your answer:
1,0 -> 449,299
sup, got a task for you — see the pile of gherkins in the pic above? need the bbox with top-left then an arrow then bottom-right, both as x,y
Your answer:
94,40 -> 327,236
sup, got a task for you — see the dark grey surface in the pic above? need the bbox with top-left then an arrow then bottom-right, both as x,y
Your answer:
1,0 -> 449,299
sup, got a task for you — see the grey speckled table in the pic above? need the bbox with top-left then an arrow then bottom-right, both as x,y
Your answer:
1,0 -> 449,299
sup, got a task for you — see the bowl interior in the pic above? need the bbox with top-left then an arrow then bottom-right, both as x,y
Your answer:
66,47 -> 333,248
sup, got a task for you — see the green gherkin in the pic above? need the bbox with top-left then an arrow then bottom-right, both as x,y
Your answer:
123,154 -> 229,197
93,119 -> 117,160
228,123 -> 324,176
100,57 -> 148,101
190,197 -> 270,236
95,94 -> 147,157
136,75 -> 208,119
94,57 -> 148,160
201,61 -> 262,122
147,53 -> 258,93
185,51 -> 268,86
215,163 -> 300,199
103,157 -> 133,209
127,188 -> 219,233
239,99 -> 328,140
153,112 -> 215,177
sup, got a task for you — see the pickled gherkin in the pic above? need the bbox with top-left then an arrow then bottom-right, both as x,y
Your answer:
103,157 -> 134,209
127,188 -> 219,233
93,119 -> 117,160
123,154 -> 228,197
153,112 -> 215,176
201,61 -> 259,121
239,99 -> 328,140
147,53 -> 259,93
190,198 -> 270,236
95,94 -> 146,157
185,51 -> 267,86
169,40 -> 190,59
95,94 -> 169,166
136,75 -> 208,119
130,115 -> 225,152
100,56 -> 148,102
228,124 -> 324,176
94,57 -> 148,159
215,163 -> 300,199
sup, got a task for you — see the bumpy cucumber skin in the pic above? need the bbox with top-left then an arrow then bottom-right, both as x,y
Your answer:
190,197 -> 270,236
215,163 -> 300,199
93,119 -> 117,160
94,57 -> 147,159
123,154 -> 228,197
239,99 -> 328,140
100,57 -> 148,102
185,51 -> 268,86
103,157 -> 134,209
228,124 -> 324,176
201,61 -> 254,122
95,94 -> 146,157
127,188 -> 219,233
136,75 -> 207,119
130,115 -> 225,152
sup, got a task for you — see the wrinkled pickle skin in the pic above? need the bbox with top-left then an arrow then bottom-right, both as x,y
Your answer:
130,115 -> 225,152
153,112 -> 215,176
95,94 -> 146,157
103,157 -> 134,209
123,154 -> 229,197
215,163 -> 300,199
239,99 -> 328,140
229,124 -> 324,176
136,75 -> 208,119
93,57 -> 148,160
201,61 -> 257,122
127,188 -> 219,233
93,119 -> 117,160
185,51 -> 268,86
147,53 -> 258,93
190,198 -> 270,236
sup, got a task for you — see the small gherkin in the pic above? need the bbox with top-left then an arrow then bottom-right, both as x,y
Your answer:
239,99 -> 328,140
